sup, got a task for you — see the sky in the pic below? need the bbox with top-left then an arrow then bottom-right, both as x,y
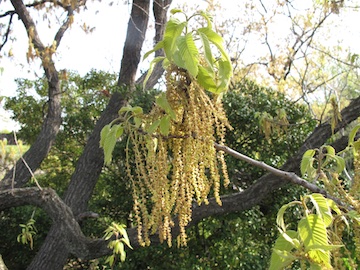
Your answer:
1,0 -> 360,131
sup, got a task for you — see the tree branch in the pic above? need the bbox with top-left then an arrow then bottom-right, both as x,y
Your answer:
136,0 -> 172,89
1,1 -> 64,190
0,187 -> 111,260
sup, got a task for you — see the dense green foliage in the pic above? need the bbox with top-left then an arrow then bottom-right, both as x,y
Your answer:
1,71 -> 316,269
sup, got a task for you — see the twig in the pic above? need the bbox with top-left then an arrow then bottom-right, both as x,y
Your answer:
13,132 -> 42,191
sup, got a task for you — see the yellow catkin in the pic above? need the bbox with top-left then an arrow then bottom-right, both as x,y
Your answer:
350,151 -> 360,201
126,66 -> 231,246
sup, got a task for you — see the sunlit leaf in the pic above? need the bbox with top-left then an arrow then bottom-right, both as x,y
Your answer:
307,193 -> 333,227
143,40 -> 164,61
198,30 -> 214,73
276,201 -> 300,232
269,230 -> 298,270
176,33 -> 199,77
300,149 -> 316,177
298,214 -> 331,267
163,18 -> 186,60
101,124 -> 123,165
143,56 -> 165,90
197,66 -> 217,93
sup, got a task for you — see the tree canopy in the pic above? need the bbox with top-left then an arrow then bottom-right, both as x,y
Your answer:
0,0 -> 360,269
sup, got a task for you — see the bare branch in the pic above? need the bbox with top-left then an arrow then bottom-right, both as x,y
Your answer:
214,143 -> 346,207
0,11 -> 14,53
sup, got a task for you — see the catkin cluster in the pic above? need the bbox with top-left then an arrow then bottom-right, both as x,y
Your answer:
126,67 -> 231,246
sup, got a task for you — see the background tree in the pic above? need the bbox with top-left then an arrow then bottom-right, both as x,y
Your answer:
0,0 -> 360,269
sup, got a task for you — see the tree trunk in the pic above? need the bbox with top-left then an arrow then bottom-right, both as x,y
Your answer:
27,1 -> 152,269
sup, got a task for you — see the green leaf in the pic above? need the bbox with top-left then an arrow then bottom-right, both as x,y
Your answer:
147,119 -> 161,134
307,193 -> 333,227
199,11 -> 213,29
134,117 -> 142,128
354,140 -> 360,151
170,8 -> 183,15
119,105 -> 133,113
323,145 -> 335,156
176,34 -> 199,77
307,244 -> 343,251
197,66 -> 217,93
333,155 -> 345,173
197,30 -> 214,73
300,149 -> 316,177
197,27 -> 227,59
105,254 -> 115,266
159,115 -> 171,136
156,92 -> 176,120
143,40 -> 165,61
100,124 -> 123,165
276,201 -> 300,232
163,18 -> 187,60
119,242 -> 126,262
132,106 -> 143,115
348,124 -> 360,146
298,214 -> 331,267
326,198 -> 341,215
216,58 -> 232,93
269,230 -> 298,270
348,210 -> 360,223
100,124 -> 111,149
142,56 -> 165,90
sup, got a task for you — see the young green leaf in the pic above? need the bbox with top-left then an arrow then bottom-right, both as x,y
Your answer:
276,201 -> 300,232
197,30 -> 215,73
101,124 -> 123,165
197,66 -> 217,93
298,214 -> 331,268
170,8 -> 183,15
156,92 -> 176,120
159,115 -> 171,136
269,230 -> 298,270
300,149 -> 316,177
197,27 -> 230,62
307,193 -> 333,227
216,58 -> 232,93
142,56 -> 165,90
176,33 -> 199,77
143,40 -> 165,61
163,18 -> 187,60
147,119 -> 161,134
348,124 -> 360,146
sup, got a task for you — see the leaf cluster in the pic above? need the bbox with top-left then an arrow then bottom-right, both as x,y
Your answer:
103,222 -> 132,268
270,193 -> 343,270
143,9 -> 232,94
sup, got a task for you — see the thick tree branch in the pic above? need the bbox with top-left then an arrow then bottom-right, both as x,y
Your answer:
27,1 -> 155,268
136,0 -> 172,89
0,1 -> 65,190
0,188 -> 110,260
